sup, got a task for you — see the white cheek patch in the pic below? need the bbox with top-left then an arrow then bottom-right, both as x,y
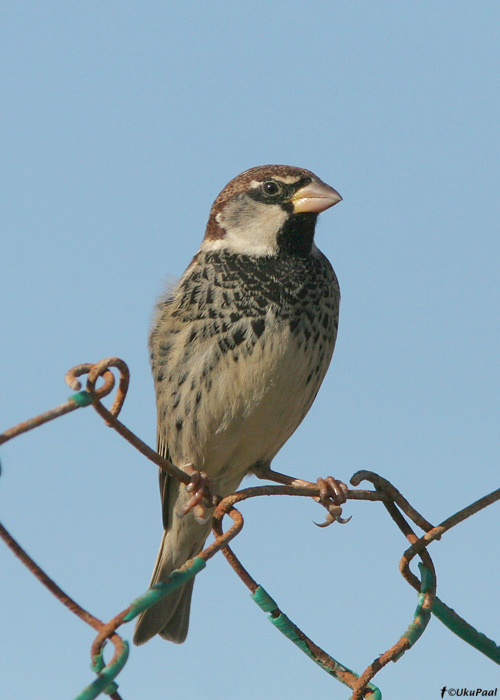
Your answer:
202,198 -> 288,256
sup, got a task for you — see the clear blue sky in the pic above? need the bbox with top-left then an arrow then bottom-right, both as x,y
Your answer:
1,3 -> 499,699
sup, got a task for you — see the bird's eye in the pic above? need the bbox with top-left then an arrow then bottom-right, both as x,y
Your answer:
261,180 -> 282,197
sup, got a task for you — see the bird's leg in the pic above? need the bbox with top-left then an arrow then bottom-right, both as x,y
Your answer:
177,464 -> 219,525
253,465 -> 350,527
252,464 -> 304,486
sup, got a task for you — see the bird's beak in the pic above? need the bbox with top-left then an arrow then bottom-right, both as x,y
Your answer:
291,181 -> 342,214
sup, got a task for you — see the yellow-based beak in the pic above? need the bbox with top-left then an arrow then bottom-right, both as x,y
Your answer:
292,180 -> 342,214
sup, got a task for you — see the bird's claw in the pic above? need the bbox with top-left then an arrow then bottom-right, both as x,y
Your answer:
313,476 -> 351,527
314,509 -> 352,527
177,465 -> 218,524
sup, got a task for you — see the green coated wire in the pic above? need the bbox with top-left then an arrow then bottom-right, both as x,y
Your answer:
74,557 -> 206,700
70,391 -> 94,408
251,586 -> 382,700
124,556 -> 206,621
73,641 -> 129,700
64,386 -> 500,694
401,563 -> 434,648
433,597 -> 500,665
71,539 -> 500,700
390,562 -> 435,665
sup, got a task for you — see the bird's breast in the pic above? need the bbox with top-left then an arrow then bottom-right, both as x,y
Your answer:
151,250 -> 339,495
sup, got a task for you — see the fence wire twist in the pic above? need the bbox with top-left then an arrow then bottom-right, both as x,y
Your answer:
1,357 -> 499,700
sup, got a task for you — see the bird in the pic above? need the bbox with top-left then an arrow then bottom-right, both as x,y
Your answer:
133,164 -> 343,646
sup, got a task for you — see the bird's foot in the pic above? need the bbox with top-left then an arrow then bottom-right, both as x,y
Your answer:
313,476 -> 351,527
253,466 -> 350,527
177,464 -> 219,525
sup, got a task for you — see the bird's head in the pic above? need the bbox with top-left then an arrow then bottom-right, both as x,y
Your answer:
202,165 -> 341,257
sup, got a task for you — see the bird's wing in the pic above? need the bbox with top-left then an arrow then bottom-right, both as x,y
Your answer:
157,432 -> 179,532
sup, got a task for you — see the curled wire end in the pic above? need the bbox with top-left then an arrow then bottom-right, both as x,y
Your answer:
65,358 -> 130,422
65,362 -> 115,400
65,363 -> 93,392
87,358 -> 130,418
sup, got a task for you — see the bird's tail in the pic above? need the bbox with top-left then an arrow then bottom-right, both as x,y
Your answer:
133,520 -> 211,645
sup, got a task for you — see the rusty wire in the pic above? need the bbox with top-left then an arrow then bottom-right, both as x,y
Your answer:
1,357 -> 499,699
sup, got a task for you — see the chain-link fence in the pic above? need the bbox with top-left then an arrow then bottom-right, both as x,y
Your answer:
1,357 -> 499,699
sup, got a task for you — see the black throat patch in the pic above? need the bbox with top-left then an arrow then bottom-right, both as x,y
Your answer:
276,212 -> 318,256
